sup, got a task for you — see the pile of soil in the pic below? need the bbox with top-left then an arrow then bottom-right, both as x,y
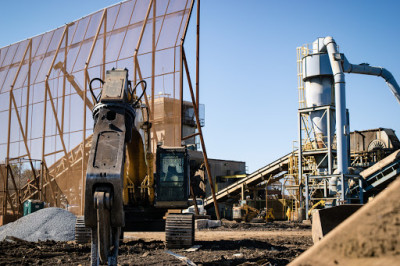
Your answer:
217,220 -> 311,231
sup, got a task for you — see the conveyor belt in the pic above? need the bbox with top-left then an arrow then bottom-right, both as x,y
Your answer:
205,149 -> 400,208
359,150 -> 400,194
205,152 -> 293,207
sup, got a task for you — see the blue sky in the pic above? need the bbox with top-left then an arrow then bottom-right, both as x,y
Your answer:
1,0 -> 400,172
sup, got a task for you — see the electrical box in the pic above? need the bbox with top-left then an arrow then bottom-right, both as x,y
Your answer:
23,199 -> 44,216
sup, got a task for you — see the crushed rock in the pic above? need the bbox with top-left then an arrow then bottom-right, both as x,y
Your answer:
0,207 -> 76,242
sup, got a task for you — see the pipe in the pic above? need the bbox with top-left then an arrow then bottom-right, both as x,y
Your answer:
320,36 -> 400,175
307,36 -> 400,181
323,36 -> 349,175
342,56 -> 400,104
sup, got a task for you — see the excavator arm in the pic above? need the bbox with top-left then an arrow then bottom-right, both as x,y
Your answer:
84,69 -> 140,265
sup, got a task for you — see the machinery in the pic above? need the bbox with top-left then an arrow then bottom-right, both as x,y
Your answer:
232,203 -> 258,223
297,36 -> 400,241
298,36 -> 400,213
83,69 -> 197,265
232,202 -> 274,223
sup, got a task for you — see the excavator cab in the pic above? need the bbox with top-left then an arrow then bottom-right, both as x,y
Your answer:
155,146 -> 191,208
154,145 -> 195,249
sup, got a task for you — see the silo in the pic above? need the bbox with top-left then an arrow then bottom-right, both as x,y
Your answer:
302,39 -> 335,149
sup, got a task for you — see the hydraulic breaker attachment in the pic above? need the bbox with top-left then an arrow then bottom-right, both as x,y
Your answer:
84,69 -> 140,265
84,104 -> 133,229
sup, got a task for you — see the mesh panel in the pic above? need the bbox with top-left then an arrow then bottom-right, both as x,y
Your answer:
0,0 -> 192,216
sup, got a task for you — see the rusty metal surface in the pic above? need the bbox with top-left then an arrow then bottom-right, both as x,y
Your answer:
311,204 -> 362,243
85,69 -> 134,228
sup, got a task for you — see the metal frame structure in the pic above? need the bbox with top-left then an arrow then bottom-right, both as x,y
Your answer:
0,0 -> 220,222
295,44 -> 364,220
295,38 -> 400,220
298,105 -> 336,176
296,45 -> 339,218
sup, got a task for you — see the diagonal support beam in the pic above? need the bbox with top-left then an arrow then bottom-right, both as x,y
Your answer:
6,39 -> 41,201
53,62 -> 94,110
7,40 -> 31,164
80,8 -> 107,216
182,47 -> 220,220
133,0 -> 154,121
44,82 -> 71,164
41,25 -> 72,202
135,58 -> 159,146
6,165 -> 22,211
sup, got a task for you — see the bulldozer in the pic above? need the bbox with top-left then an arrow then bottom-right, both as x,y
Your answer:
82,69 -> 201,265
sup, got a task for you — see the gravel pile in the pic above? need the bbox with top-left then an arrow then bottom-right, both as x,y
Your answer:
0,207 -> 76,242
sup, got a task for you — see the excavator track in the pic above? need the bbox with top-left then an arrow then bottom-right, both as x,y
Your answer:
165,214 -> 194,249
75,216 -> 91,244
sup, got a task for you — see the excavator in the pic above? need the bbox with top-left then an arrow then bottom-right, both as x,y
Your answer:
83,68 -> 197,265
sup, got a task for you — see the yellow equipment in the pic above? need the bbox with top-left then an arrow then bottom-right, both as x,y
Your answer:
233,203 -> 275,223
83,69 -> 196,265
266,208 -> 275,221
307,200 -> 326,218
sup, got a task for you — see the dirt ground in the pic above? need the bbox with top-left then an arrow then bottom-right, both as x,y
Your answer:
0,221 -> 312,265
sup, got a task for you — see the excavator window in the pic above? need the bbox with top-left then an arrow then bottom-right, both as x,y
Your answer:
159,154 -> 185,190
160,155 -> 184,182
156,148 -> 190,203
